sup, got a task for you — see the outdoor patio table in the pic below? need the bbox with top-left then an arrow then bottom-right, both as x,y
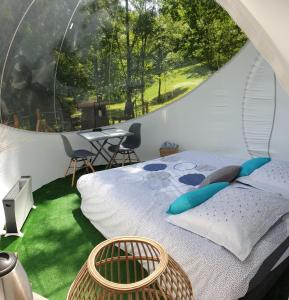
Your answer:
78,127 -> 132,168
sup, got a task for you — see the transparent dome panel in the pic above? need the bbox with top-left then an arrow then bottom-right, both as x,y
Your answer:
0,0 -> 247,132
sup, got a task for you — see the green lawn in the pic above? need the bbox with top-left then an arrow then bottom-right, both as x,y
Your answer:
69,63 -> 211,126
107,63 -> 211,121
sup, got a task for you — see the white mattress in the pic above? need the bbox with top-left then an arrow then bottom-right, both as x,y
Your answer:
78,151 -> 289,300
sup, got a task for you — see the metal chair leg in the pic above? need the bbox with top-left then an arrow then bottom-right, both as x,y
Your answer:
85,159 -> 95,173
107,150 -> 119,169
71,159 -> 77,186
128,152 -> 132,164
122,153 -> 126,166
65,159 -> 72,177
133,151 -> 140,163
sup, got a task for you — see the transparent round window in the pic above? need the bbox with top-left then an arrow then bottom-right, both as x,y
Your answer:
0,0 -> 247,132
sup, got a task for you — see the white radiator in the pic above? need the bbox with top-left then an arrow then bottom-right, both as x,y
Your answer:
2,176 -> 35,237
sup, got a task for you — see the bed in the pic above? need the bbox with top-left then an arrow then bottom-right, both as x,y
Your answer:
77,151 -> 289,300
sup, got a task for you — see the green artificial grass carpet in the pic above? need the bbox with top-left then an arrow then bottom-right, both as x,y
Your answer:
0,174 -> 106,300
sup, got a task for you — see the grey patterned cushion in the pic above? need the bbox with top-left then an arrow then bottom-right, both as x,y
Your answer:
199,165 -> 240,187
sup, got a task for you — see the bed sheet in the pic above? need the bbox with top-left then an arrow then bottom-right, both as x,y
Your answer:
78,151 -> 289,300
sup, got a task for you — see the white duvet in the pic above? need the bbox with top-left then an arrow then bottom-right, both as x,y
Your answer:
78,151 -> 289,300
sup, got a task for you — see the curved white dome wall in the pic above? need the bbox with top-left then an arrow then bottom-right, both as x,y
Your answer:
0,128 -> 93,232
217,0 -> 289,96
1,42 -> 289,232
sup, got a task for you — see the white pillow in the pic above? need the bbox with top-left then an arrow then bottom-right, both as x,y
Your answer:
167,186 -> 289,261
237,160 -> 289,198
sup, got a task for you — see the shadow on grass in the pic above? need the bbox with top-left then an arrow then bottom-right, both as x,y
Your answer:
12,219 -> 105,299
33,175 -> 80,203
72,208 -> 105,246
18,228 -> 96,299
0,236 -> 19,249
181,64 -> 211,78
108,108 -> 126,121
33,167 -> 106,203
151,87 -> 189,105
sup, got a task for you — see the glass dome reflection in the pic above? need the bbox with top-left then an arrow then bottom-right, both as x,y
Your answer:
0,0 -> 247,132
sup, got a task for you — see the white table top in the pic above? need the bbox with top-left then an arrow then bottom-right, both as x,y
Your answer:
79,128 -> 132,141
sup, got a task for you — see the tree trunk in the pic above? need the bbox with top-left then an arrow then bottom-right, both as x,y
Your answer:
125,0 -> 132,103
140,36 -> 147,115
93,55 -> 99,95
157,75 -> 162,103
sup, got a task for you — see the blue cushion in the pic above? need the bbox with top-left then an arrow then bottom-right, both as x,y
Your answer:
239,157 -> 271,177
167,182 -> 229,215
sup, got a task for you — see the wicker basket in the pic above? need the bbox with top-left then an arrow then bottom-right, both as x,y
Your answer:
160,147 -> 179,157
67,236 -> 194,300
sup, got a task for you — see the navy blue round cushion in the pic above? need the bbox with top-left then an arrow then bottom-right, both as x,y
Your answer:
143,163 -> 167,171
179,173 -> 205,186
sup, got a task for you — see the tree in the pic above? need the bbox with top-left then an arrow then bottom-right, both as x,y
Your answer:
56,48 -> 93,97
0,0 -> 248,130
133,1 -> 156,113
162,0 -> 247,70
150,13 -> 184,103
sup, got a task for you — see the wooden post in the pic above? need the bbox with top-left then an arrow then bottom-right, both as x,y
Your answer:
13,113 -> 20,128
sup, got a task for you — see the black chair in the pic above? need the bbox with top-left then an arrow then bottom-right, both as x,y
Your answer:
60,134 -> 96,186
108,123 -> 141,167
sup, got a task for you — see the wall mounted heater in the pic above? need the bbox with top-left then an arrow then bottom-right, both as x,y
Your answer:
2,176 -> 35,237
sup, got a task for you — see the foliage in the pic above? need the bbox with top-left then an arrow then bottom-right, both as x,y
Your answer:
162,0 -> 247,70
56,50 -> 93,91
0,0 -> 247,130
55,0 -> 246,108
108,63 -> 211,122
